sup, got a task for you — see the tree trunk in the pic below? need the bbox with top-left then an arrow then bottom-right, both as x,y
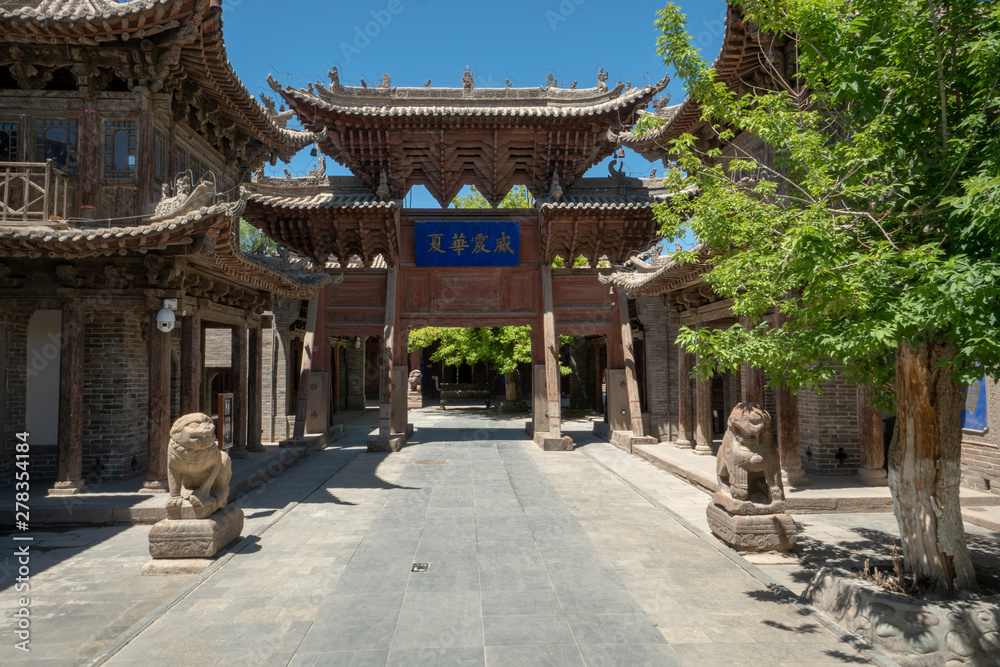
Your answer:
505,372 -> 518,402
889,339 -> 978,595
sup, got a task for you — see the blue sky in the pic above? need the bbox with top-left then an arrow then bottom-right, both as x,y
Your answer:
222,0 -> 727,212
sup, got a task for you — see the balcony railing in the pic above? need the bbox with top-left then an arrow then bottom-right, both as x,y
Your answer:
0,160 -> 72,224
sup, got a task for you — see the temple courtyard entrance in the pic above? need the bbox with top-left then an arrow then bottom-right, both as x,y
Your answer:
8,407 -> 987,665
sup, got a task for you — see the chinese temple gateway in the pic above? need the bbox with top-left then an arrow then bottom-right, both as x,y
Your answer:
244,71 -> 675,451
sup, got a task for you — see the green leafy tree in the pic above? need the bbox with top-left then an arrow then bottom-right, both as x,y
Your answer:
238,218 -> 277,254
452,184 -> 534,209
408,326 -> 532,401
650,0 -> 1000,595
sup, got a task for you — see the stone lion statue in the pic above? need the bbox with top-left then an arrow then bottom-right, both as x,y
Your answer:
166,413 -> 232,520
408,369 -> 423,393
716,403 -> 783,508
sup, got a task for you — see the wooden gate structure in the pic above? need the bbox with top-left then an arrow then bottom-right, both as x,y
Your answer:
244,71 -> 677,451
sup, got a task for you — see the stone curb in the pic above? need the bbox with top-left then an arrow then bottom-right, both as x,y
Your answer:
82,445 -> 363,666
578,445 -> 901,667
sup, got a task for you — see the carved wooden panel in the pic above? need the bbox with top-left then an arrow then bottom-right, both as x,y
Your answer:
435,274 -> 501,312
509,272 -> 537,312
402,273 -> 431,313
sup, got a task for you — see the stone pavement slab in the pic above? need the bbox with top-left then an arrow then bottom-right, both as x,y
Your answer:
0,412 -> 379,665
9,408 -> 874,666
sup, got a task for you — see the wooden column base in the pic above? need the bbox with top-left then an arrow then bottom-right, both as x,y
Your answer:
693,442 -> 714,456
48,479 -> 86,496
141,479 -> 169,493
781,468 -> 810,487
858,467 -> 889,486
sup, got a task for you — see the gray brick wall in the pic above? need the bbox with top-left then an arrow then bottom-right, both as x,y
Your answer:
636,297 -> 671,441
81,309 -> 149,482
0,308 -> 30,481
798,370 -> 862,475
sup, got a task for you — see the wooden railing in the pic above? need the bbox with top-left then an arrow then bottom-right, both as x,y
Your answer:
0,160 -> 72,223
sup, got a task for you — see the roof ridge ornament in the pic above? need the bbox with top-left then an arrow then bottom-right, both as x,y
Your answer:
598,68 -> 609,93
378,73 -> 391,89
549,171 -> 563,202
376,170 -> 391,201
328,66 -> 340,89
463,68 -> 474,93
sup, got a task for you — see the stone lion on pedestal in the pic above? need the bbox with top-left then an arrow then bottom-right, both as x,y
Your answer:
716,402 -> 784,509
166,413 -> 232,520
408,370 -> 423,393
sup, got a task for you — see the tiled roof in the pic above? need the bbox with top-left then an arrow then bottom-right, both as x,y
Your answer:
0,192 -> 331,298
600,246 -> 711,296
541,177 -> 689,211
274,75 -> 670,119
0,0 -> 322,164
248,176 -> 394,211
610,6 -> 756,162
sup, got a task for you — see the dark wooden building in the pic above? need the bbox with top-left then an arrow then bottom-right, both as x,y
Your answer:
0,0 -> 329,493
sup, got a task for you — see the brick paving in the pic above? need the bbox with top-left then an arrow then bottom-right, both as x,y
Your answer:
0,408 -> 929,666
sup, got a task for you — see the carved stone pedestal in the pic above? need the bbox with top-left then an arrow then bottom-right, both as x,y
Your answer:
367,425 -> 412,453
407,391 -> 424,409
533,433 -> 574,451
706,502 -> 797,552
148,504 -> 245,559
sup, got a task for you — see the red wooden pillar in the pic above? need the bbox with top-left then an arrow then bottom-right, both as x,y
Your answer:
145,309 -> 171,490
231,324 -> 248,458
247,323 -> 264,452
292,295 -> 319,441
78,102 -> 100,219
676,345 -> 694,448
775,385 -> 808,485
530,319 -> 547,436
694,353 -> 713,455
135,90 -> 156,216
540,265 -> 561,438
615,287 -> 645,436
858,385 -> 888,485
51,301 -> 85,495
180,311 -> 201,415
378,266 -> 397,438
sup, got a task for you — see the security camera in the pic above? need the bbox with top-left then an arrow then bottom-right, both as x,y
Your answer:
157,298 -> 178,333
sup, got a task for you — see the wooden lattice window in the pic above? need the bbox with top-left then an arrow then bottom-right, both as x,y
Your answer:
104,120 -> 137,179
190,156 -> 207,183
0,122 -> 19,161
175,148 -> 187,180
154,129 -> 168,182
34,119 -> 77,174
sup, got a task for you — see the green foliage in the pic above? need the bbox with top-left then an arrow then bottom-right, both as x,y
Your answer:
452,185 -> 535,209
408,326 -> 532,375
238,218 -> 277,253
652,0 -> 1000,403
551,255 -> 590,268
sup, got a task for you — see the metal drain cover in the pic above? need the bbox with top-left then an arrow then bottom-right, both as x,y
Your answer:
411,563 -> 429,572
414,460 -> 449,465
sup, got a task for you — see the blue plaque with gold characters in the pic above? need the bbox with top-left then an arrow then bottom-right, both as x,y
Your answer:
415,221 -> 519,267
961,374 -> 988,432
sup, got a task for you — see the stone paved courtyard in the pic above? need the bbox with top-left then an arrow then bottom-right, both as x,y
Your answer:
2,409 -> 877,666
